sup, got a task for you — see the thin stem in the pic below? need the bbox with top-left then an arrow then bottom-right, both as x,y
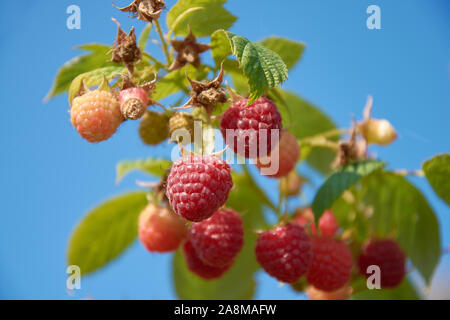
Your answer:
242,163 -> 279,216
392,169 -> 424,177
142,52 -> 165,69
155,20 -> 172,66
301,136 -> 340,151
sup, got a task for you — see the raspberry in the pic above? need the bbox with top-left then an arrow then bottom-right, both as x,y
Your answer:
183,240 -> 231,280
280,171 -> 304,197
119,87 -> 149,120
166,155 -> 233,222
293,208 -> 339,238
256,131 -> 299,178
138,203 -> 188,253
306,237 -> 353,292
220,97 -> 282,159
169,112 -> 195,144
190,209 -> 244,267
357,239 -> 406,288
70,89 -> 123,143
255,224 -> 312,283
306,285 -> 353,300
139,111 -> 169,145
359,118 -> 397,146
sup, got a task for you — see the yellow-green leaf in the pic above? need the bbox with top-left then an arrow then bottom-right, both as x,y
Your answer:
45,44 -> 117,101
116,158 -> 172,183
423,154 -> 450,205
260,37 -> 306,70
167,0 -> 236,37
67,192 -> 148,275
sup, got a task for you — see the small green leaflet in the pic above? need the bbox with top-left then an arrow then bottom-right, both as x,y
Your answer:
423,153 -> 450,205
67,192 -> 148,275
311,160 -> 384,221
167,0 -> 236,37
116,158 -> 172,183
212,30 -> 288,103
45,44 -> 118,101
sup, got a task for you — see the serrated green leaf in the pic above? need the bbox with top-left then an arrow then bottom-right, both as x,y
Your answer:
219,31 -> 288,102
138,23 -> 152,50
423,154 -> 450,205
45,44 -> 117,101
260,37 -> 305,70
270,89 -> 337,174
356,172 -> 441,284
67,192 -> 148,275
167,0 -> 236,37
68,66 -> 126,105
311,160 -> 384,221
352,277 -> 420,300
172,170 -> 265,299
116,158 -> 172,183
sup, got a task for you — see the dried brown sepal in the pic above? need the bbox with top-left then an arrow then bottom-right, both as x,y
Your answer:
332,125 -> 368,168
168,26 -> 210,71
113,0 -> 165,23
178,64 -> 227,114
111,18 -> 142,75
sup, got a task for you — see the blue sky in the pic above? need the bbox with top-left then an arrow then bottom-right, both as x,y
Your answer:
0,0 -> 449,299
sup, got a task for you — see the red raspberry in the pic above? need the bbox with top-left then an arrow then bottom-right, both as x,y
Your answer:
256,131 -> 299,178
166,155 -> 233,222
255,224 -> 312,283
71,89 -> 123,143
306,285 -> 353,300
119,87 -> 149,120
138,204 -> 187,253
307,237 -> 353,292
183,240 -> 231,280
293,208 -> 339,238
190,209 -> 244,267
357,239 -> 406,288
220,97 -> 282,159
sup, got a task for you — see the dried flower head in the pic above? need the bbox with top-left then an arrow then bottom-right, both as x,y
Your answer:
113,0 -> 165,23
111,18 -> 141,75
168,26 -> 210,71
178,64 -> 228,114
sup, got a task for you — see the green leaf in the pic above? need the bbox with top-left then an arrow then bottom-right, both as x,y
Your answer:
260,37 -> 305,70
356,172 -> 441,284
172,170 -> 266,299
219,30 -> 288,102
116,158 -> 172,183
45,44 -> 117,101
67,66 -> 126,105
138,23 -> 153,50
210,30 -> 232,65
311,160 -> 384,221
167,0 -> 237,37
67,192 -> 148,275
423,154 -> 450,205
352,277 -> 420,300
270,89 -> 337,174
